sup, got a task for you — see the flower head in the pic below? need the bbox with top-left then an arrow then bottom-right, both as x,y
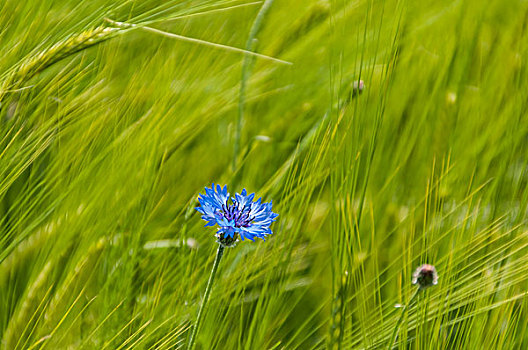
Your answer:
412,264 -> 438,289
352,79 -> 365,96
196,184 -> 278,247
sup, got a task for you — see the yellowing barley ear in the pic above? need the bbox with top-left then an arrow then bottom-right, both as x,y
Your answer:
0,25 -> 122,104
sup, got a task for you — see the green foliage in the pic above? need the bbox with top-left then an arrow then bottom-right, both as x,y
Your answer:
1,0 -> 528,349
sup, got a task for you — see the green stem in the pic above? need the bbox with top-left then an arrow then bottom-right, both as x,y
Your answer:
386,288 -> 420,350
232,0 -> 275,173
187,245 -> 225,350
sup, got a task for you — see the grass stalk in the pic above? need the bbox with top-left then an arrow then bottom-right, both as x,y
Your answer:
187,245 -> 225,350
387,288 -> 421,350
232,0 -> 275,173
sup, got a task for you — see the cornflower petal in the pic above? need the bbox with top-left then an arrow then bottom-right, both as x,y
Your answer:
195,184 -> 278,246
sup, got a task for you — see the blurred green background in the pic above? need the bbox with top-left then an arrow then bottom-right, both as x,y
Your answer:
1,0 -> 528,349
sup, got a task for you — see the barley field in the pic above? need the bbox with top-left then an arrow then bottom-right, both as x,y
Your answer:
1,0 -> 528,349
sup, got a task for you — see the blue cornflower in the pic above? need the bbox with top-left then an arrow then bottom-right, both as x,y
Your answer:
196,184 -> 278,246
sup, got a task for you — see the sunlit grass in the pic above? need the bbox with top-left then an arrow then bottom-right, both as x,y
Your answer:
1,0 -> 528,349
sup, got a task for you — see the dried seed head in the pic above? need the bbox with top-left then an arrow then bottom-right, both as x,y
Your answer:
412,264 -> 438,289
